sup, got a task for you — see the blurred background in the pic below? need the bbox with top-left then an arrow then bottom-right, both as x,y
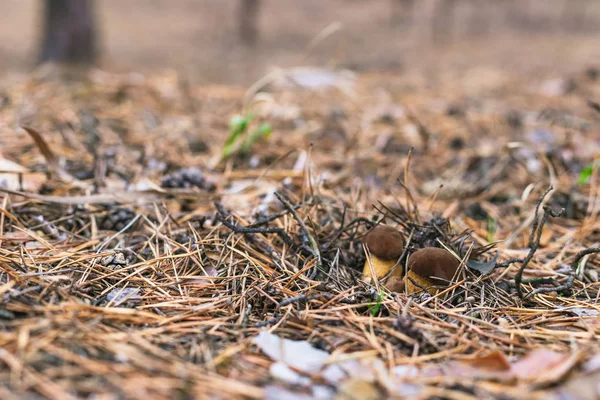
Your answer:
0,0 -> 599,84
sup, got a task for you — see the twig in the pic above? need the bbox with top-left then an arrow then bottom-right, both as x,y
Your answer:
254,315 -> 284,328
215,212 -> 296,249
525,247 -> 600,299
515,186 -> 564,298
407,275 -> 430,295
382,229 -> 414,283
278,293 -> 333,308
274,192 -> 322,279
247,205 -> 302,227
496,257 -> 525,269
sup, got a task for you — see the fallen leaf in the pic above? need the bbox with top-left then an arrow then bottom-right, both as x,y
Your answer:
461,350 -> 512,371
512,350 -> 584,386
467,250 -> 500,275
446,349 -> 583,387
252,330 -> 329,374
264,386 -> 312,400
448,350 -> 514,382
269,362 -> 311,386
21,126 -> 90,189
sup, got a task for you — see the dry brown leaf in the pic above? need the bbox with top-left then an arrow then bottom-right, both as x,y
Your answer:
461,350 -> 512,372
21,126 -> 90,189
512,350 -> 585,387
448,351 -> 514,382
447,349 -> 583,387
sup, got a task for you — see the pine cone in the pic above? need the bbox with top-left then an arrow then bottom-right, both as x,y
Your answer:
161,167 -> 215,191
100,208 -> 136,231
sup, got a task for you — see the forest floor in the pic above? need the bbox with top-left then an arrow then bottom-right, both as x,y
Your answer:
0,59 -> 599,399
1,4 -> 600,399
3,0 -> 600,85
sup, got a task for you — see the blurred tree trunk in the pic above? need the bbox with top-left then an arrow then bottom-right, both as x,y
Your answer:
390,0 -> 416,27
560,0 -> 589,32
39,0 -> 97,65
239,0 -> 260,45
432,0 -> 458,44
467,0 -> 494,37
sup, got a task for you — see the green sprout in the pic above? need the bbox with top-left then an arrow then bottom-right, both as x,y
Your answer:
576,259 -> 584,276
369,290 -> 386,317
487,216 -> 496,243
578,160 -> 599,187
222,113 -> 272,159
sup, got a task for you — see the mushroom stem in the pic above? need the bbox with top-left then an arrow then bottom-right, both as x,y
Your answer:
405,270 -> 438,295
362,256 -> 401,282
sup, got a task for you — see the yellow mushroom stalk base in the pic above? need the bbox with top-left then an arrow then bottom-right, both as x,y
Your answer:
361,256 -> 401,283
405,270 -> 439,295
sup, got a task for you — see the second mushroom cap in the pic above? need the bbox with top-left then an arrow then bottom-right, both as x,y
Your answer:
407,247 -> 460,286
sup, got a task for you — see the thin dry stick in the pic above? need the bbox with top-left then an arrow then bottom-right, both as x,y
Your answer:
274,192 -> 322,278
514,187 -> 564,298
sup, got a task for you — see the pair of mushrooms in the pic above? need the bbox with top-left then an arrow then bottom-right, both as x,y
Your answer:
361,225 -> 460,294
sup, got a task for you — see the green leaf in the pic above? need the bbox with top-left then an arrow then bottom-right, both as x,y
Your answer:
230,113 -> 254,130
578,165 -> 594,186
222,114 -> 254,158
578,160 -> 599,186
369,290 -> 385,317
486,216 -> 496,243
241,123 -> 273,153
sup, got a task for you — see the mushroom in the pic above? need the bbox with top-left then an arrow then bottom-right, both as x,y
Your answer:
405,247 -> 460,295
361,225 -> 404,282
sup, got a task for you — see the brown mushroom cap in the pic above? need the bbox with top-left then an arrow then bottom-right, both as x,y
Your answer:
407,247 -> 460,286
362,225 -> 404,260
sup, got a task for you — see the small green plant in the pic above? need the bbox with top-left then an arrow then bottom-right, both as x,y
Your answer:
576,259 -> 584,276
222,113 -> 272,159
578,160 -> 599,186
487,215 -> 496,243
369,290 -> 385,317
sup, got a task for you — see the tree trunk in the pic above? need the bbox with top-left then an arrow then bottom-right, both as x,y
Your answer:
560,0 -> 589,32
432,0 -> 458,44
390,0 -> 416,27
39,0 -> 97,65
239,0 -> 260,46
